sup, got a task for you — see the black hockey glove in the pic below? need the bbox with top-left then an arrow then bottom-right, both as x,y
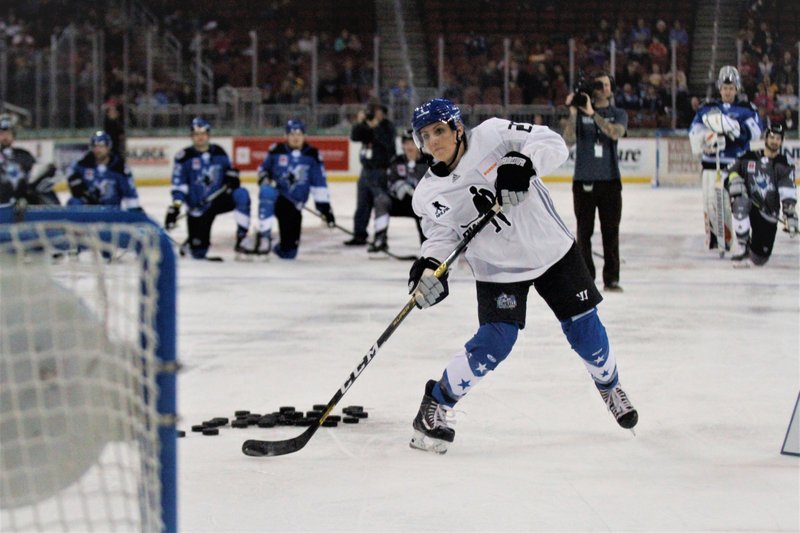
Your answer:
224,168 -> 241,190
495,151 -> 535,208
408,257 -> 449,309
317,202 -> 336,227
164,201 -> 182,230
67,174 -> 100,204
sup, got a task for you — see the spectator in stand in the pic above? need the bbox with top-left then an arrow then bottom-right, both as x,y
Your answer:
616,82 -> 642,110
648,63 -> 665,91
465,31 -> 488,57
629,40 -> 649,65
776,83 -> 798,114
617,62 -> 642,93
641,84 -> 665,116
653,20 -> 669,46
780,109 -> 796,131
753,83 -> 775,124
774,51 -> 797,88
629,18 -> 651,45
758,53 -> 775,82
669,20 -> 689,46
648,36 -> 668,66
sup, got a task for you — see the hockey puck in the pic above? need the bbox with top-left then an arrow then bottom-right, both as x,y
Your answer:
306,411 -> 322,418
232,419 -> 249,428
234,410 -> 250,417
279,406 -> 296,413
257,416 -> 276,428
312,404 -> 327,411
177,430 -> 186,438
326,415 -> 341,422
343,406 -> 363,415
351,411 -> 368,419
277,416 -> 295,426
342,417 -> 359,424
202,428 -> 219,436
204,418 -> 228,427
191,424 -> 206,432
321,419 -> 338,427
295,418 -> 313,426
211,417 -> 229,426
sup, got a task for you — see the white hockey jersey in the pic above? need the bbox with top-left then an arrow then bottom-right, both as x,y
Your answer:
412,117 -> 574,283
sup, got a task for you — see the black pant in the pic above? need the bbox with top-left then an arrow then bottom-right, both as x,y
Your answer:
187,192 -> 237,254
275,195 -> 302,251
572,180 -> 622,286
352,168 -> 388,239
390,195 -> 425,244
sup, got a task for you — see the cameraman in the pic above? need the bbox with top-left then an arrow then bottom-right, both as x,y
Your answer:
562,71 -> 628,292
346,101 -> 397,251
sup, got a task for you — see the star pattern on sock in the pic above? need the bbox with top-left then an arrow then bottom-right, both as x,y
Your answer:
475,362 -> 488,374
458,378 -> 471,391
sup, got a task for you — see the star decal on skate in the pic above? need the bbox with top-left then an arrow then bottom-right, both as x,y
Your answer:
593,355 -> 605,364
458,378 -> 471,391
475,362 -> 488,374
601,370 -> 609,377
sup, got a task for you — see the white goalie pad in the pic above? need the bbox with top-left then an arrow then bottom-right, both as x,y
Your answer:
701,169 -> 733,251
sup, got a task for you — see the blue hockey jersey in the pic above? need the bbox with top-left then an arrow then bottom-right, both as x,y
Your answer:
257,143 -> 330,207
690,100 -> 763,169
68,152 -> 140,209
171,144 -> 231,213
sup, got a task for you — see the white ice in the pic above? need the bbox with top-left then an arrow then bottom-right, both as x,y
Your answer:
135,180 -> 799,532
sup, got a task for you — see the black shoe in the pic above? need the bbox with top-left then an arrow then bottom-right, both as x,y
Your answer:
604,282 -> 623,292
344,236 -> 368,246
409,380 -> 455,454
367,230 -> 388,253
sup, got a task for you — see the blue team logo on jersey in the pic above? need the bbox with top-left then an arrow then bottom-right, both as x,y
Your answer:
496,293 -> 517,310
278,155 -> 289,166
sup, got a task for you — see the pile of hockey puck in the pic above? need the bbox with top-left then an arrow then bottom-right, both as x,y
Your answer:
179,404 -> 368,437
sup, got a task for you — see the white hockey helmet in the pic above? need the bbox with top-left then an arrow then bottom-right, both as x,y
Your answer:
717,66 -> 742,91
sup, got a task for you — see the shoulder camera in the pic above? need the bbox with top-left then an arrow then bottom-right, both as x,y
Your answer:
570,79 -> 603,108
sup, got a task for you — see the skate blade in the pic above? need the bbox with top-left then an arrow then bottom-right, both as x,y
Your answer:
409,430 -> 450,455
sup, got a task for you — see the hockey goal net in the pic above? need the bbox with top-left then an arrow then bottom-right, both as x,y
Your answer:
0,208 -> 177,532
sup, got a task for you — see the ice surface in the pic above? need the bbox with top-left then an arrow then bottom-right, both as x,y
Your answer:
135,181 -> 798,532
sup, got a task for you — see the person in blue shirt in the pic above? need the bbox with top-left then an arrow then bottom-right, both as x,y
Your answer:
164,117 -> 251,259
254,119 -> 335,259
67,130 -> 141,210
689,66 -> 763,253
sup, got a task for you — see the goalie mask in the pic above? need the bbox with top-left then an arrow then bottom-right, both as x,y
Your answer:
717,66 -> 742,91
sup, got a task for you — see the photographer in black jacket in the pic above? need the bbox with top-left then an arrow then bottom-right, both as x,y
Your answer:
562,71 -> 628,292
345,101 -> 397,251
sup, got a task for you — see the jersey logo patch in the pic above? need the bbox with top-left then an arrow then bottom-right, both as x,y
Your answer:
747,161 -> 756,173
85,169 -> 94,180
576,290 -> 589,301
452,173 -> 461,183
496,293 -> 517,309
278,155 -> 289,166
192,158 -> 201,170
432,201 -> 450,218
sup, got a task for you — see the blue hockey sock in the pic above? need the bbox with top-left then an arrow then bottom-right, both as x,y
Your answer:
560,308 -> 618,390
438,322 -> 518,404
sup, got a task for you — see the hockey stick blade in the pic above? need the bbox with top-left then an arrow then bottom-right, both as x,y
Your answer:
242,203 -> 502,458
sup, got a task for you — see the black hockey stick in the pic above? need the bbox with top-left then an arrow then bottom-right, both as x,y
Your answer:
301,205 -> 418,261
242,203 -> 503,457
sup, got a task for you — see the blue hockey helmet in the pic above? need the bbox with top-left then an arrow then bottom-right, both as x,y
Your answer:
90,130 -> 112,147
411,98 -> 462,149
191,117 -> 211,133
285,119 -> 306,134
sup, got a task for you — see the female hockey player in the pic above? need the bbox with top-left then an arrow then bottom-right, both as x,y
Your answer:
406,98 -> 638,454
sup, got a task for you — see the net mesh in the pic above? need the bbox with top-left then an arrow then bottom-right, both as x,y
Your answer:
0,222 -> 164,532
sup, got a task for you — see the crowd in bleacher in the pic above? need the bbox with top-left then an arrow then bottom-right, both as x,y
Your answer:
1,0 -> 797,132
